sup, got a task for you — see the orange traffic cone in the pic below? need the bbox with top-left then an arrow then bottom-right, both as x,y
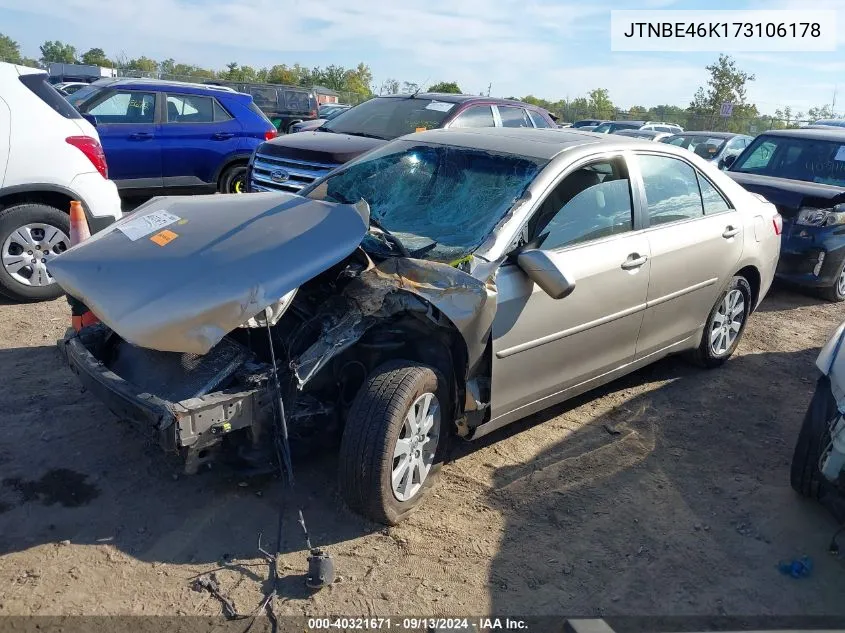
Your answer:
67,200 -> 99,332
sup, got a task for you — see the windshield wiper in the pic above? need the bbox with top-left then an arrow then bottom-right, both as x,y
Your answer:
368,216 -> 410,257
316,125 -> 336,133
343,131 -> 389,141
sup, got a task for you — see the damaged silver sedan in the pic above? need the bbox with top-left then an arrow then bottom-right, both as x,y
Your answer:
52,128 -> 781,524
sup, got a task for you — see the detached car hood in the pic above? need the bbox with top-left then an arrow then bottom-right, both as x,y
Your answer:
728,171 -> 845,216
49,192 -> 369,355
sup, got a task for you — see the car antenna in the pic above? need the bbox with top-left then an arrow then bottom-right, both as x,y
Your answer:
412,77 -> 429,98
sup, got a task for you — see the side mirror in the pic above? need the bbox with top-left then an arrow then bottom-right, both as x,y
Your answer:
517,249 -> 576,300
722,154 -> 737,169
81,113 -> 97,128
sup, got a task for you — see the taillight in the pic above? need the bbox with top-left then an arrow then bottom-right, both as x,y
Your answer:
66,136 -> 108,179
310,109 -> 317,117
264,129 -> 278,141
773,214 -> 783,235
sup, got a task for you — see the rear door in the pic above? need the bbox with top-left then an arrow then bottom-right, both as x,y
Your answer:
446,105 -> 496,129
0,95 -> 9,185
631,152 -> 744,359
81,88 -> 161,188
494,105 -> 533,128
159,92 -> 243,189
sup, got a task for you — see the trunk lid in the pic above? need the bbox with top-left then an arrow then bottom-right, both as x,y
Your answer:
49,192 -> 369,355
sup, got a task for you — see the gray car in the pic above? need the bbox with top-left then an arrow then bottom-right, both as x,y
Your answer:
52,127 -> 781,524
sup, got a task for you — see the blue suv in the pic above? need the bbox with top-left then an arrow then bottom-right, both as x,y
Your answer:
68,78 -> 277,194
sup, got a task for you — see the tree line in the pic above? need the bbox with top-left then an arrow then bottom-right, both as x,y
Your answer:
1,33 -> 839,131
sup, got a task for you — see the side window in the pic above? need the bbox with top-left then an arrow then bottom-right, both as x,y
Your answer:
450,105 -> 495,128
528,110 -> 551,128
165,94 -> 214,123
639,154 -> 704,226
530,159 -> 634,250
498,106 -> 532,128
697,174 -> 731,215
213,100 -> 233,122
87,90 -> 156,123
738,140 -> 776,170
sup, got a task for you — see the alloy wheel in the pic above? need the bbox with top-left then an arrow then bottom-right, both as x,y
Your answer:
391,392 -> 440,502
709,289 -> 745,356
2,223 -> 69,287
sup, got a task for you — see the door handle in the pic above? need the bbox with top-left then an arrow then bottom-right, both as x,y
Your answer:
129,132 -> 153,140
722,226 -> 740,239
212,132 -> 234,140
621,253 -> 648,270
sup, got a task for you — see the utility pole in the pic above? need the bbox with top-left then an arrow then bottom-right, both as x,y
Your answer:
487,83 -> 492,97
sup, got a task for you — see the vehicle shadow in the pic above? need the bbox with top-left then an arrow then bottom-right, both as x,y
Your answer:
0,344 -> 377,566
756,282 -> 828,312
476,347 -> 845,616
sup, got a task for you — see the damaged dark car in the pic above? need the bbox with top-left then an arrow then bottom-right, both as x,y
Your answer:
52,127 -> 780,524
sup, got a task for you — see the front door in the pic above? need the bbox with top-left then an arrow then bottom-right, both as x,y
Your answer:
490,155 -> 651,423
83,89 -> 161,188
632,152 -> 745,359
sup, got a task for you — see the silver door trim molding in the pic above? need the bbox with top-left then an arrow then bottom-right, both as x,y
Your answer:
496,301 -> 648,359
645,277 -> 718,309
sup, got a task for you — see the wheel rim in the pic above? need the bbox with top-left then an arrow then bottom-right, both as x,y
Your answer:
391,392 -> 440,502
709,289 -> 745,356
230,173 -> 246,194
837,267 -> 845,297
2,223 -> 69,287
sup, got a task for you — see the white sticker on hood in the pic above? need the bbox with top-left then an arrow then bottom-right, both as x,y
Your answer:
425,101 -> 455,113
835,145 -> 845,161
117,210 -> 181,241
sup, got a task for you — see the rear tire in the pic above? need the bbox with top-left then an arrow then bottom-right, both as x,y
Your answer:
818,259 -> 845,303
0,203 -> 70,302
218,163 -> 248,194
338,360 -> 450,525
691,275 -> 752,368
791,376 -> 836,498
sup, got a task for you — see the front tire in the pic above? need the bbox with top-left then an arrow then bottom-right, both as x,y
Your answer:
819,259 -> 845,303
218,163 -> 248,194
0,203 -> 70,302
691,275 -> 752,368
338,361 -> 450,525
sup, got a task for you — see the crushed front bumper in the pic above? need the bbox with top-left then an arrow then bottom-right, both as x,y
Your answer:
58,329 -> 274,473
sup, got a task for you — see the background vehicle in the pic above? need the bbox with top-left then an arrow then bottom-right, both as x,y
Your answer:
662,131 -> 753,169
210,81 -> 318,133
318,103 -> 350,118
0,62 -> 121,302
578,125 -> 598,132
68,78 -> 277,195
611,129 -> 672,142
727,128 -> 845,301
592,120 -> 646,134
289,105 -> 351,133
247,93 -> 556,194
572,119 -> 608,128
640,121 -> 684,134
790,320 -> 845,521
812,119 -> 845,128
54,82 -> 90,96
56,128 -> 780,524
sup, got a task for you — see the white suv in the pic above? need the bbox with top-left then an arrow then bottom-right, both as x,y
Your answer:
0,62 -> 122,302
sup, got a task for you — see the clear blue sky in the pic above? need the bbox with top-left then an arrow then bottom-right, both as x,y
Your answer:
1,0 -> 844,116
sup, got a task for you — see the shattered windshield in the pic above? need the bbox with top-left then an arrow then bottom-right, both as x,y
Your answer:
303,141 -> 547,263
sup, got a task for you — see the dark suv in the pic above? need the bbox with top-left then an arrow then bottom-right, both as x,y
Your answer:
210,81 -> 318,133
246,93 -> 557,194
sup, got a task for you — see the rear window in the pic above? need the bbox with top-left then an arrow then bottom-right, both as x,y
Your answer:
732,135 -> 845,186
282,90 -> 314,112
323,97 -> 455,140
248,102 -> 274,125
19,74 -> 81,119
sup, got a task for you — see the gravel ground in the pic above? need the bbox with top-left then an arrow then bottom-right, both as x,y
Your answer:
0,284 -> 844,619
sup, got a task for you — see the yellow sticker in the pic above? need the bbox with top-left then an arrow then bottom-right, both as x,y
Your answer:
150,229 -> 179,246
177,219 -> 189,225
415,127 -> 427,132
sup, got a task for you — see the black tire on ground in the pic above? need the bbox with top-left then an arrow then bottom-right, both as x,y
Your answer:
790,375 -> 836,498
818,259 -> 845,303
0,203 -> 70,302
338,360 -> 451,525
691,275 -> 752,368
217,163 -> 248,194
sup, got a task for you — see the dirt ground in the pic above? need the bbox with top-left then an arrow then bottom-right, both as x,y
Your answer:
1,284 -> 845,619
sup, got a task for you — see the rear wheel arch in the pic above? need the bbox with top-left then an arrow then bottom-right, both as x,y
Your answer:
735,264 -> 761,312
0,186 -> 77,217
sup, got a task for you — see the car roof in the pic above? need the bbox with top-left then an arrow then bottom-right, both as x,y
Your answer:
87,77 -> 247,98
669,131 -> 737,138
376,92 -> 547,110
758,127 -> 845,141
405,126 -> 666,160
